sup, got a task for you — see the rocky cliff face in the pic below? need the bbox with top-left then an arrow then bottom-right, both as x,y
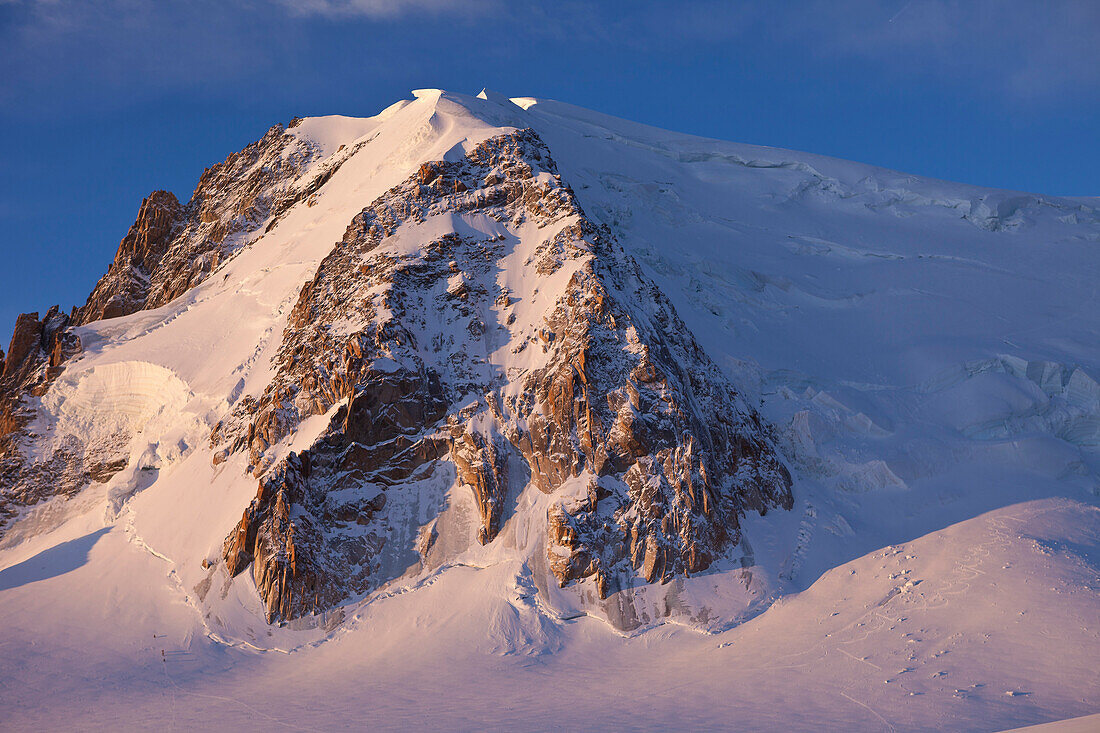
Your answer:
75,120 -> 339,325
0,307 -> 82,526
215,128 -> 791,622
76,190 -> 183,323
1,111 -> 792,626
0,120 -> 327,530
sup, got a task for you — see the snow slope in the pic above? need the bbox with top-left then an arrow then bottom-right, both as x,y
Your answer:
1,89 -> 1097,731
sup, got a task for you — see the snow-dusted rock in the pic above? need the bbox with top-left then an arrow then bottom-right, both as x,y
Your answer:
215,128 -> 791,621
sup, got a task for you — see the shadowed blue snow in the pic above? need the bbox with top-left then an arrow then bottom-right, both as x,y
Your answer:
0,528 -> 110,592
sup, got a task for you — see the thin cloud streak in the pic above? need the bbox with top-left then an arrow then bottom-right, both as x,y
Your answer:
275,0 -> 479,18
774,0 -> 1100,102
3,1 -> 1096,105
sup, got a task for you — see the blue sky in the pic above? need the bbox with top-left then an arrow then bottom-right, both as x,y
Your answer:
1,0 -> 1097,342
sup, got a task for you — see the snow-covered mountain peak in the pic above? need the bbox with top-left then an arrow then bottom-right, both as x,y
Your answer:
1,88 -> 1098,731
2,90 -> 800,637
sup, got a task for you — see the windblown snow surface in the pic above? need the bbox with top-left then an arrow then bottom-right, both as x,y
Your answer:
1,89 -> 1097,732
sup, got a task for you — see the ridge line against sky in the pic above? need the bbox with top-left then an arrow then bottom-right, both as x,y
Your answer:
0,0 -> 1097,341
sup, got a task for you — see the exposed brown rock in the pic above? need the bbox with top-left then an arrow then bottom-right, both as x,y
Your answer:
75,121 -> 349,327
2,313 -> 42,381
523,248 -> 793,591
450,427 -> 509,545
0,117 -> 391,537
77,191 -> 182,323
222,368 -> 450,622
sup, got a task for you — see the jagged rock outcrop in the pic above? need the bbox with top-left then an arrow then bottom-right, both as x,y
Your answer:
519,236 -> 793,594
75,121 -> 342,325
222,371 -> 450,621
1,119 -> 369,535
1,122 -> 326,529
450,425 -> 509,545
0,307 -> 82,528
218,128 -> 792,621
76,191 -> 183,322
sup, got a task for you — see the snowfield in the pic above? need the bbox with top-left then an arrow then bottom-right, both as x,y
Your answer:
0,89 -> 1097,731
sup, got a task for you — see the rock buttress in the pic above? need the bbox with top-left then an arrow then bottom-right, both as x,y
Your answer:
0,306 -> 82,531
218,128 -> 792,621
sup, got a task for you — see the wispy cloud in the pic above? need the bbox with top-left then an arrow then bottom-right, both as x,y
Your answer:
273,0 -> 480,18
510,0 -> 1100,103
1,0 -> 1095,111
718,0 -> 1099,102
1,1 -> 284,108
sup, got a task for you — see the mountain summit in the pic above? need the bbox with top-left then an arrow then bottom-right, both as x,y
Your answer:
1,90 -> 795,631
